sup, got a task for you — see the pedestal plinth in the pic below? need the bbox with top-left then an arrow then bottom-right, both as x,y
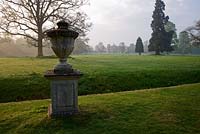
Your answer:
44,70 -> 82,117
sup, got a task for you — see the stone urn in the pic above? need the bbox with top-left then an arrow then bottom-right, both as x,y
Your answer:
47,20 -> 79,74
45,20 -> 82,117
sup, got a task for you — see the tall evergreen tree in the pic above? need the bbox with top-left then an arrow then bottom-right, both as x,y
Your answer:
149,0 -> 172,55
135,37 -> 144,55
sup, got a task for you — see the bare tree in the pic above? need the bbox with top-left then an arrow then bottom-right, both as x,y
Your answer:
95,42 -> 106,53
0,0 -> 91,56
187,20 -> 200,42
118,42 -> 126,53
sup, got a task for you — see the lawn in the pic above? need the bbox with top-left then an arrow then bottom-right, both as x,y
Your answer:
0,83 -> 200,134
0,54 -> 200,102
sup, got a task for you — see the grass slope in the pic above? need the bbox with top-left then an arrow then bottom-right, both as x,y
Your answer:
0,83 -> 200,134
1,55 -> 200,102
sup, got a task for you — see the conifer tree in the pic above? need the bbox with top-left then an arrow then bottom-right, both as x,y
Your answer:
135,37 -> 144,55
149,0 -> 173,55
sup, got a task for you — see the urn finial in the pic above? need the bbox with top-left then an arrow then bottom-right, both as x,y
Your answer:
57,20 -> 69,29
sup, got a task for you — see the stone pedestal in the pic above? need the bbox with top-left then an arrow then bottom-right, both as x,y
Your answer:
44,70 -> 82,117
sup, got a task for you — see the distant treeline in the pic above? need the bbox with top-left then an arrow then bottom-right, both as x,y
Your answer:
0,33 -> 200,56
94,41 -> 148,54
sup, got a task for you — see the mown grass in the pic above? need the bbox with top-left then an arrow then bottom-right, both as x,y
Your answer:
0,83 -> 200,134
0,55 -> 200,102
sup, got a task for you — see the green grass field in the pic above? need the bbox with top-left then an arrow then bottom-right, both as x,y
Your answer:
0,83 -> 200,134
1,55 -> 200,102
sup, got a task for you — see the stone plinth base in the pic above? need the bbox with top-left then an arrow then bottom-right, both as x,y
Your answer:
45,70 -> 82,117
48,104 -> 79,117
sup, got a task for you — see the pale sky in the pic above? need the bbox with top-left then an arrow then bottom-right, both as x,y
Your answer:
83,0 -> 200,47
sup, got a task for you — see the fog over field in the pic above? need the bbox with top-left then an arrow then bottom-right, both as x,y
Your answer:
0,43 -> 53,57
84,0 -> 200,46
0,0 -> 199,57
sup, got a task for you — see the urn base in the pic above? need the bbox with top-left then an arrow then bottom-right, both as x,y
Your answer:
54,62 -> 73,74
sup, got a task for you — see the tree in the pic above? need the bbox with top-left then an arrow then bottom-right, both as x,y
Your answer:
73,37 -> 92,54
135,37 -> 144,55
15,37 -> 28,46
178,31 -> 191,54
0,0 -> 91,57
127,43 -> 135,53
165,21 -> 178,46
119,42 -> 126,53
191,41 -> 200,48
149,0 -> 171,55
0,33 -> 13,44
163,30 -> 174,53
107,44 -> 111,53
143,40 -> 149,53
95,42 -> 106,53
110,44 -> 118,53
187,19 -> 200,43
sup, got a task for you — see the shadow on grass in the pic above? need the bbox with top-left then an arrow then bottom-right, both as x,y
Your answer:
0,73 -> 50,102
0,106 -> 113,134
1,70 -> 200,103
0,107 -> 92,133
31,105 -> 116,134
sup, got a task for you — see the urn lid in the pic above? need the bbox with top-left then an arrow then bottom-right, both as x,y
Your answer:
47,20 -> 79,39
57,20 -> 69,29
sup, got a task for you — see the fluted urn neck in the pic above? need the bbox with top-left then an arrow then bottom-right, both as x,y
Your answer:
47,20 -> 79,39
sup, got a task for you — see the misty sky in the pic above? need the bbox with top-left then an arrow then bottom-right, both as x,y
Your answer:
83,0 -> 200,46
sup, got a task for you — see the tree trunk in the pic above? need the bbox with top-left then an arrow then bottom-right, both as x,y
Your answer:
155,50 -> 160,55
37,25 -> 43,57
139,52 -> 141,55
155,45 -> 161,55
37,37 -> 43,57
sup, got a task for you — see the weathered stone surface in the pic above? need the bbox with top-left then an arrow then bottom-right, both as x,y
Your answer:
45,20 -> 81,117
45,70 -> 82,117
46,20 -> 79,74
